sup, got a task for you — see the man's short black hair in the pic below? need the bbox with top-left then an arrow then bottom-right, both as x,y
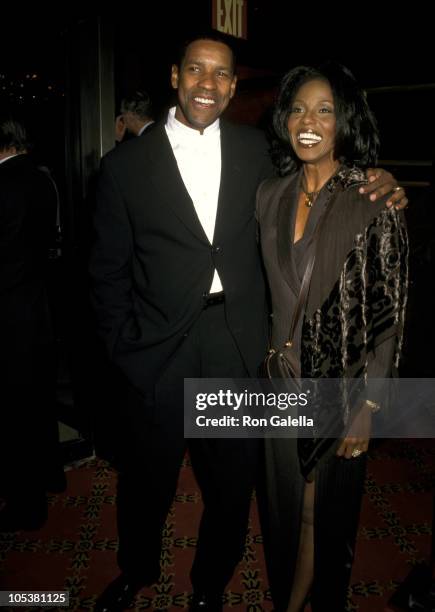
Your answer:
175,31 -> 237,74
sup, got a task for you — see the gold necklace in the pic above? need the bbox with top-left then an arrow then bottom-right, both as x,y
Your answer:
301,179 -> 319,208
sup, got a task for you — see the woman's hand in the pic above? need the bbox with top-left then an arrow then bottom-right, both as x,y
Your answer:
336,403 -> 372,459
360,168 -> 408,210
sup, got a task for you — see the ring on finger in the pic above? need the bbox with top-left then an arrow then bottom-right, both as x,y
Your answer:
393,186 -> 402,192
351,448 -> 363,458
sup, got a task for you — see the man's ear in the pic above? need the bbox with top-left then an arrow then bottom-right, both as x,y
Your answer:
229,75 -> 237,100
171,65 -> 179,90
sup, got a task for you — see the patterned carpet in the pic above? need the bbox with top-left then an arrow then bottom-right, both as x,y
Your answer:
0,439 -> 433,612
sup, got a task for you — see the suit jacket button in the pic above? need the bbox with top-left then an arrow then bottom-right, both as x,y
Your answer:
212,246 -> 221,253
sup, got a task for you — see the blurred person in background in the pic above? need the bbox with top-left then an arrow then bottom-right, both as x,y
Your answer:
0,114 -> 65,533
115,89 -> 154,144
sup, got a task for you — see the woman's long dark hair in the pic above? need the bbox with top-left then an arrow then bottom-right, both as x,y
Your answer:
271,62 -> 380,176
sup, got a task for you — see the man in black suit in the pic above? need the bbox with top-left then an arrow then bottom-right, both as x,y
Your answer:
90,34 -> 405,612
0,116 -> 64,532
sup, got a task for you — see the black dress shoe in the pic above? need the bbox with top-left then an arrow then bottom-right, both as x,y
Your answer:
94,574 -> 144,612
189,592 -> 223,612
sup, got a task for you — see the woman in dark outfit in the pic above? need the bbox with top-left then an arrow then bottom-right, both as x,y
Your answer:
256,63 -> 408,611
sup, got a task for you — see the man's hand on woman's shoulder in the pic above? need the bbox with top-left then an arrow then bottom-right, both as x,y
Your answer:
359,168 -> 408,210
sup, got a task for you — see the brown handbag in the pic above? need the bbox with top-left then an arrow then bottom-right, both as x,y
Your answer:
261,249 -> 313,383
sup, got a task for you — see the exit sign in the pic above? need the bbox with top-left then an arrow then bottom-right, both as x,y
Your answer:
212,0 -> 248,40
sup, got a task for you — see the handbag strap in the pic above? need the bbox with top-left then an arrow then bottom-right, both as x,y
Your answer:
286,187 -> 339,347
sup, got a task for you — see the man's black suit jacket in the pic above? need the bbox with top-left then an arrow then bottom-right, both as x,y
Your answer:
90,120 -> 273,396
0,154 -> 57,383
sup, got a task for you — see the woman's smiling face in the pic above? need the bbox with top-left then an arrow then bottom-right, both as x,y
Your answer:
287,78 -> 337,168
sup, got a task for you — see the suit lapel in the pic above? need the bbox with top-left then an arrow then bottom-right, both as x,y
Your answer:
213,122 -> 245,245
147,124 -> 209,243
276,173 -> 300,295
